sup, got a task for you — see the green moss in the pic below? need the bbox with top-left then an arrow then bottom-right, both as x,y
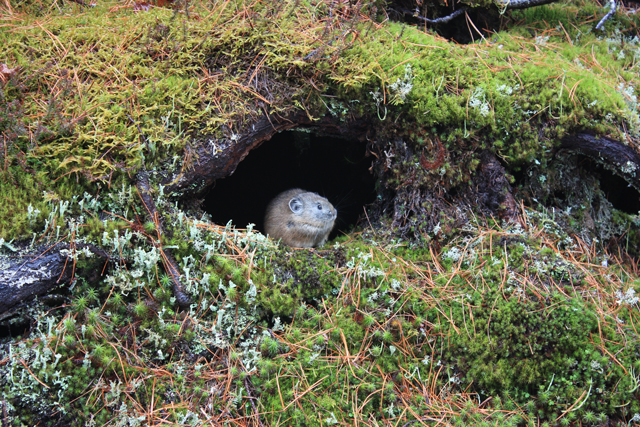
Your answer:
0,170 -> 51,239
255,247 -> 343,317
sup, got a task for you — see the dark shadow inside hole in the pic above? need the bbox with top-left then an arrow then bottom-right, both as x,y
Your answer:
588,159 -> 640,214
202,130 -> 378,240
0,317 -> 30,340
387,2 -> 502,44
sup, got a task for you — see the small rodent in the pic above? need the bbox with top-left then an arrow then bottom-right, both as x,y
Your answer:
264,188 -> 337,248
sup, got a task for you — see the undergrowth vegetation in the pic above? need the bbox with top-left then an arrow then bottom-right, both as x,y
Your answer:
1,0 -> 640,425
1,188 -> 639,425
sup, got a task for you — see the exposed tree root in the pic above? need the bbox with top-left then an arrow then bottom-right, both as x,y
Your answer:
471,150 -> 520,223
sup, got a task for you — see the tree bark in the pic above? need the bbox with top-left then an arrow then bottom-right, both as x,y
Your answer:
560,133 -> 640,193
0,243 -> 108,314
162,113 -> 373,197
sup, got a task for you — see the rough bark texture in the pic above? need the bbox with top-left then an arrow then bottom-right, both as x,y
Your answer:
0,243 -> 107,314
162,113 -> 373,197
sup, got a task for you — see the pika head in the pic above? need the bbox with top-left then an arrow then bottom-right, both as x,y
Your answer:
264,188 -> 337,248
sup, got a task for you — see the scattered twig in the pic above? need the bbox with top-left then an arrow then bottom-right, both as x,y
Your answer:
392,7 -> 467,24
136,170 -> 191,309
69,0 -> 96,6
401,416 -> 443,426
595,0 -> 617,30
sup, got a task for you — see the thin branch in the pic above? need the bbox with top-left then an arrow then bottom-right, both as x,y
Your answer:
391,7 -> 467,24
595,0 -> 617,30
560,132 -> 640,193
493,0 -> 560,10
392,0 -> 564,25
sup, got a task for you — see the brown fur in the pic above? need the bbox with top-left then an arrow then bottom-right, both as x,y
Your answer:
264,188 -> 337,248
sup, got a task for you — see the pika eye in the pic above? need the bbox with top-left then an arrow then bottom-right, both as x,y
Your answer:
317,204 -> 322,210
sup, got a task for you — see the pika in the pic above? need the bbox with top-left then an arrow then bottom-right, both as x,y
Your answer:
264,188 -> 337,248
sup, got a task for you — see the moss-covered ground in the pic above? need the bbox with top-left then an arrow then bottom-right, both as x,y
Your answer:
1,0 -> 640,425
1,191 -> 639,425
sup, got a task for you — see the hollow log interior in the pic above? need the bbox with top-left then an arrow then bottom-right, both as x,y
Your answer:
202,130 -> 378,240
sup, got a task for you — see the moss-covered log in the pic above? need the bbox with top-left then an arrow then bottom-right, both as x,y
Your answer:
1,0 -> 640,426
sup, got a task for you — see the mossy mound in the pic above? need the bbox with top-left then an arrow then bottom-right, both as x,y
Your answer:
1,0 -> 639,238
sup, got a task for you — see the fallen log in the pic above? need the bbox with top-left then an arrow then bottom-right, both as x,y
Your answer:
0,243 -> 108,314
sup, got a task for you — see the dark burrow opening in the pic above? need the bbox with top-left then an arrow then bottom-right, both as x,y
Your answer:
587,158 -> 640,214
202,130 -> 378,241
0,316 -> 30,340
386,0 -> 504,44
514,154 -> 640,216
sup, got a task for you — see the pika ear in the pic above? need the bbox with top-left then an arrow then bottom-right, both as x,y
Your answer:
289,197 -> 303,214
